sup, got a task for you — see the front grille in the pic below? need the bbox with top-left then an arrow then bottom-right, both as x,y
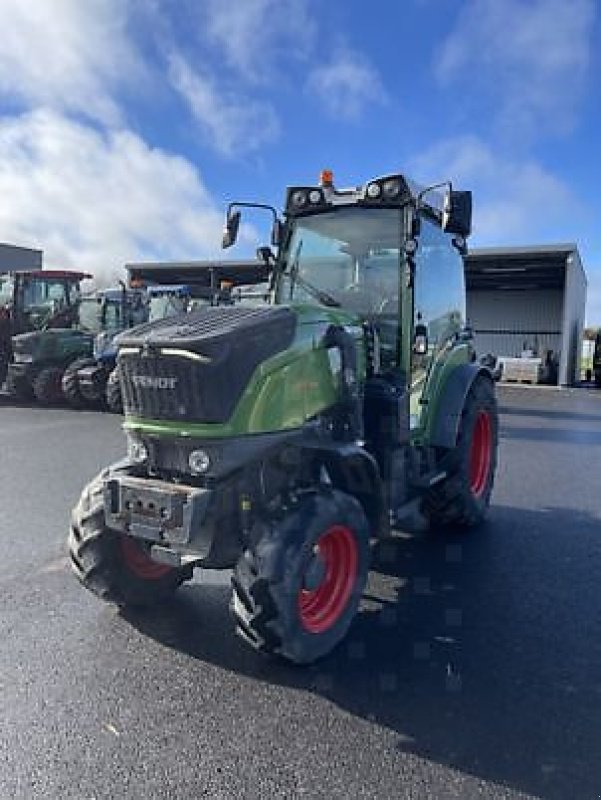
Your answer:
120,352 -> 239,422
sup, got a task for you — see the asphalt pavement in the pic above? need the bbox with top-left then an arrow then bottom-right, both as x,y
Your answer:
1,386 -> 601,799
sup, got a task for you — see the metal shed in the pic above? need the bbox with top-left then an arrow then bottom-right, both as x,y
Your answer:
465,244 -> 587,386
0,243 -> 43,271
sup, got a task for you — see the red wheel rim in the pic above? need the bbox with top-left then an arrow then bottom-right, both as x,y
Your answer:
120,537 -> 172,580
298,525 -> 358,634
469,410 -> 492,497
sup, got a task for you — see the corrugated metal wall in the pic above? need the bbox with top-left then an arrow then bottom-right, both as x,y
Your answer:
0,244 -> 42,271
467,288 -> 564,360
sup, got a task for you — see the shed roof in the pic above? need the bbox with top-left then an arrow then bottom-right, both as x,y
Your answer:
465,243 -> 581,291
124,260 -> 270,288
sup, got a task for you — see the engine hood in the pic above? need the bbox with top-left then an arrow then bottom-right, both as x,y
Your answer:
117,305 -> 298,424
117,303 -> 365,428
12,328 -> 93,354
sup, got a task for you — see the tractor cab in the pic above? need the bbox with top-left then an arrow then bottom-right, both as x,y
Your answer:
77,288 -> 146,339
0,269 -> 91,333
225,171 -> 472,432
62,287 -> 148,410
146,285 -> 193,323
1,269 -> 91,386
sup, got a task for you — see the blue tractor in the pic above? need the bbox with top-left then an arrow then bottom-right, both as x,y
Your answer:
103,284 -> 194,413
104,259 -> 272,413
61,287 -> 146,409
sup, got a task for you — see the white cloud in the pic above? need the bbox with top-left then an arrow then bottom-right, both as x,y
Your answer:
0,0 -> 144,126
307,47 -> 387,121
410,135 -> 577,243
168,54 -> 280,158
0,110 -> 226,283
203,0 -> 316,82
437,0 -> 596,136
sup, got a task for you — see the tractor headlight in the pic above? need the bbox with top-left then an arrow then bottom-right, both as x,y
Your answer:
189,449 -> 211,475
291,190 -> 307,209
127,435 -> 148,464
382,178 -> 401,199
308,189 -> 323,204
366,182 -> 381,199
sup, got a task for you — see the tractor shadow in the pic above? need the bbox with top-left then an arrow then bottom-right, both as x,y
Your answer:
123,504 -> 601,800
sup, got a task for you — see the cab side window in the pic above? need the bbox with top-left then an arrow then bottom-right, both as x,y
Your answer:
414,216 -> 465,346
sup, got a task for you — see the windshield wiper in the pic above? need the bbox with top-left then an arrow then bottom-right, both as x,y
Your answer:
284,242 -> 340,308
295,274 -> 341,308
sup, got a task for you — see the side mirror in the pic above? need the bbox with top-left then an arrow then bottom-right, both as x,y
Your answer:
256,246 -> 275,265
271,219 -> 283,248
222,210 -> 241,249
442,190 -> 472,237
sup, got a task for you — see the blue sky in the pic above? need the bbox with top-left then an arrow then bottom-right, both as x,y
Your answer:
0,0 -> 599,321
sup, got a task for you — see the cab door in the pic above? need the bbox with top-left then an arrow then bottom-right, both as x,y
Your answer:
409,215 -> 466,431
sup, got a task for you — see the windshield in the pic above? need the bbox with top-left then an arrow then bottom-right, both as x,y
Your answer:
149,294 -> 188,322
22,278 -> 69,310
103,301 -> 127,332
278,208 -> 402,317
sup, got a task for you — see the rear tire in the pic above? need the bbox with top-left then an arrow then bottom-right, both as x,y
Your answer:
62,357 -> 96,408
105,368 -> 123,414
33,366 -> 65,405
424,376 -> 498,529
231,489 -> 370,664
69,467 -> 191,606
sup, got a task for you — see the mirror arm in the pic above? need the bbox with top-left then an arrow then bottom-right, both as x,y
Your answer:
226,201 -> 280,227
416,181 -> 451,219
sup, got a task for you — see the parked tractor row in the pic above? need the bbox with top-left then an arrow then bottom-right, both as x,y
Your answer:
0,261 -> 270,409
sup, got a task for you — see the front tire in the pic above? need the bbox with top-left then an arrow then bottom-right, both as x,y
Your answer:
62,357 -> 96,408
69,468 -> 191,606
231,489 -> 370,664
424,375 -> 498,529
33,366 -> 64,405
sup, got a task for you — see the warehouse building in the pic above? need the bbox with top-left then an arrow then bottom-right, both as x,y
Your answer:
465,244 -> 587,386
0,243 -> 43,271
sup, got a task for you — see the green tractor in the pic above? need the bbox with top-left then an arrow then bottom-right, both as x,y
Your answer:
7,284 -> 140,405
0,269 -> 90,387
69,170 -> 498,664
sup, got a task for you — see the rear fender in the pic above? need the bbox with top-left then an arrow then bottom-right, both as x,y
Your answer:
429,364 -> 494,449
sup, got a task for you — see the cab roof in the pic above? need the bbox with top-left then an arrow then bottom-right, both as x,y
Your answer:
1,269 -> 92,281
